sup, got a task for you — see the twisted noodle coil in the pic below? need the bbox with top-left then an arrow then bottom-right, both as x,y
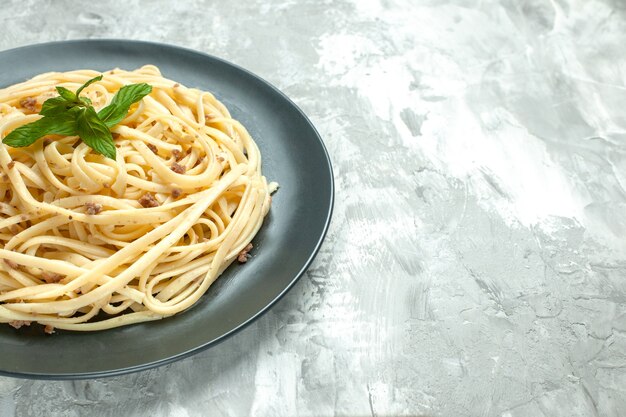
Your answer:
0,65 -> 273,331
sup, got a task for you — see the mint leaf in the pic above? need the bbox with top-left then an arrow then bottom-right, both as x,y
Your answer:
76,107 -> 116,159
40,96 -> 71,116
56,86 -> 77,103
75,75 -> 103,97
98,83 -> 152,128
45,112 -> 79,136
3,113 -> 78,147
3,75 -> 149,160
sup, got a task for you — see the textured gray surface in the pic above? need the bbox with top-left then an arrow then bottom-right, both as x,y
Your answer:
1,0 -> 626,416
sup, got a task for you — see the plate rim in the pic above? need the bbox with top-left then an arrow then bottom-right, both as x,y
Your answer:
0,39 -> 334,379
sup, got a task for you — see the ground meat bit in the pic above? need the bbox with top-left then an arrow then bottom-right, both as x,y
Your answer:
7,161 -> 15,169
138,193 -> 160,208
171,162 -> 186,174
237,243 -> 253,263
85,202 -> 102,215
4,259 -> 18,269
147,143 -> 158,154
216,155 -> 225,162
41,271 -> 64,283
9,320 -> 31,329
44,325 -> 55,334
173,83 -> 180,88
112,133 -> 120,140
8,224 -> 22,234
68,216 -> 73,220
19,97 -> 37,113
171,188 -> 182,199
171,149 -> 183,161
194,156 -> 205,167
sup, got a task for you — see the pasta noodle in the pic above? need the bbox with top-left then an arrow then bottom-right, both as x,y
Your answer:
0,65 -> 275,332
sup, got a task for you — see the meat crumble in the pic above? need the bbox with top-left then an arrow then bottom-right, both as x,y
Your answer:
237,243 -> 253,263
41,271 -> 64,283
171,162 -> 186,174
171,188 -> 182,199
85,202 -> 102,215
194,156 -> 205,167
147,143 -> 158,154
19,97 -> 37,113
172,149 -> 183,161
138,193 -> 160,208
8,224 -> 22,234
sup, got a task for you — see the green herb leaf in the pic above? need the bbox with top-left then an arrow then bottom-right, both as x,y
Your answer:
75,75 -> 103,97
55,86 -> 77,103
2,113 -> 78,147
40,96 -> 71,116
98,83 -> 152,128
76,107 -> 116,159
3,75 -> 149,160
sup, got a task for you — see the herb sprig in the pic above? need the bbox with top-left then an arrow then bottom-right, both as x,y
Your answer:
2,76 -> 152,159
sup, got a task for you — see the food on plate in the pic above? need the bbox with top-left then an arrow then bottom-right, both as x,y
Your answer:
0,65 -> 276,332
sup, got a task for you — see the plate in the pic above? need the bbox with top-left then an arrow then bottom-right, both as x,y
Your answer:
0,40 -> 333,379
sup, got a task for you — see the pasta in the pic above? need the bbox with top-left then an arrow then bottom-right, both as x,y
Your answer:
0,65 -> 275,332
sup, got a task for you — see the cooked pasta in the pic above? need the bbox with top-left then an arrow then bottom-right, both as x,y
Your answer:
0,65 -> 274,332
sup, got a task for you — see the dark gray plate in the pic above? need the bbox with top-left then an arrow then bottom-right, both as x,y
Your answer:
0,40 -> 333,379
